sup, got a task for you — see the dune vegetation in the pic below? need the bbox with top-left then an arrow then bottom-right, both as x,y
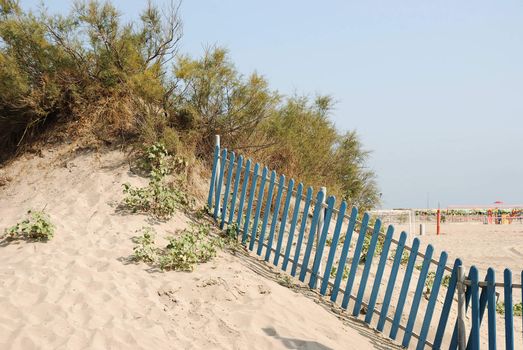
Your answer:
0,0 -> 379,209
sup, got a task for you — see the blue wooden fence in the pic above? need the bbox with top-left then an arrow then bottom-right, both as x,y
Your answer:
207,144 -> 522,349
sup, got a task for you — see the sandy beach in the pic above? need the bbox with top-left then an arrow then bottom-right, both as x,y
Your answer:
0,146 -> 400,350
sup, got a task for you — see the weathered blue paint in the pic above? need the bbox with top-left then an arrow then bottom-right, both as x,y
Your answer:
220,152 -> 235,229
504,268 -> 514,350
450,267 -> 473,350
477,270 -> 489,325
214,148 -> 228,219
282,183 -> 304,272
242,163 -> 260,244
227,155 -> 243,225
274,179 -> 295,266
486,268 -> 497,350
207,145 -> 220,208
290,187 -> 313,277
353,219 -> 382,316
319,201 -> 347,296
264,175 -> 286,262
330,207 -> 358,303
432,258 -> 461,349
463,268 -> 488,349
235,159 -> 252,234
299,190 -> 326,282
256,171 -> 276,255
469,266 -> 480,350
401,244 -> 434,347
465,269 -> 489,349
249,166 -> 268,250
341,213 -> 371,309
382,232 -> 412,339
365,225 -> 394,325
309,195 -> 336,289
416,251 -> 448,350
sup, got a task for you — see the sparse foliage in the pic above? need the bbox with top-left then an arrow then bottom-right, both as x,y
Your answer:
3,209 -> 55,241
131,223 -> 221,272
496,302 -> 523,316
131,226 -> 157,263
159,223 -> 220,271
0,0 -> 380,210
122,142 -> 189,219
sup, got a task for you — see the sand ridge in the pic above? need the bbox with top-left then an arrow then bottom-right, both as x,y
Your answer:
0,146 -> 400,350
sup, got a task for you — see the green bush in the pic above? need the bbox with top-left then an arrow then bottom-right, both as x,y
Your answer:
360,230 -> 385,264
3,209 -> 55,241
330,265 -> 349,280
496,302 -> 523,316
122,143 -> 189,219
132,224 -> 221,272
159,224 -> 220,271
131,227 -> 158,263
0,0 -> 381,211
122,181 -> 181,218
424,272 -> 451,297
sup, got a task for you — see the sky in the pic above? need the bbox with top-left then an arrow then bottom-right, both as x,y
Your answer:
23,1 -> 523,208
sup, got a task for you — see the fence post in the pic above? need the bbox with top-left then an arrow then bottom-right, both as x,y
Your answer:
314,187 -> 326,287
215,134 -> 221,196
457,264 -> 467,350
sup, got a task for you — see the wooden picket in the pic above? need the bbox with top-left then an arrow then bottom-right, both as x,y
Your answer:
207,144 -> 523,350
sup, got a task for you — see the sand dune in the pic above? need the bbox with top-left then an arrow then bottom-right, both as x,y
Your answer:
0,146 -> 399,350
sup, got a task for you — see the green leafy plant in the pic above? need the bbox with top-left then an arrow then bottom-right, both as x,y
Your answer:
278,274 -> 293,288
224,222 -> 239,241
496,302 -> 523,316
359,231 -> 385,264
132,223 -> 221,272
159,224 -> 220,271
390,249 -> 410,265
496,302 -> 505,315
140,143 -> 169,175
514,303 -> 523,316
131,227 -> 158,263
3,209 -> 55,241
330,265 -> 350,280
424,272 -> 452,298
122,143 -> 189,219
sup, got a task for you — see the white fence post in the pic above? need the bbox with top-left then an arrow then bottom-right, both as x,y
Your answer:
457,264 -> 467,350
215,134 -> 221,204
315,187 -> 327,286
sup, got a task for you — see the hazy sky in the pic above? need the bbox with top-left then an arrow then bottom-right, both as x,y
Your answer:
24,1 -> 523,208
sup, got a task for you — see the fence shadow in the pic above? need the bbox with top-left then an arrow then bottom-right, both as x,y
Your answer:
262,326 -> 332,350
229,247 -> 402,350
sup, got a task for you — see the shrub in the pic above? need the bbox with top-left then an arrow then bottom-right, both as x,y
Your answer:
360,230 -> 385,264
3,209 -> 55,241
389,249 -> 410,265
424,272 -> 451,298
224,222 -> 239,241
132,223 -> 221,272
131,227 -> 158,263
159,223 -> 221,271
330,265 -> 349,280
122,142 -> 189,219
496,302 -> 523,316
122,181 -> 181,219
0,2 -> 381,211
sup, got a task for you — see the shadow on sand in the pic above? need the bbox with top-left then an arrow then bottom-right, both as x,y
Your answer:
229,247 -> 403,350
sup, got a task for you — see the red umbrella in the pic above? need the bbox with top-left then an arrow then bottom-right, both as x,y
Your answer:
493,201 -> 504,204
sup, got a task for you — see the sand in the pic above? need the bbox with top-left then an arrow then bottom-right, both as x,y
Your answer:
0,145 -> 399,350
395,222 -> 523,283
